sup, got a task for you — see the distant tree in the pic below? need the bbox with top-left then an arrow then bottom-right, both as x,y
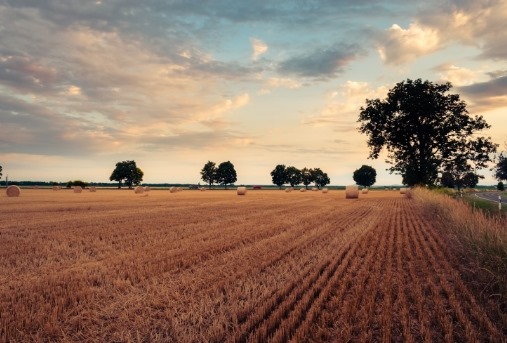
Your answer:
498,182 -> 505,191
461,172 -> 480,189
286,166 -> 302,187
353,165 -> 377,187
109,160 -> 144,189
201,161 -> 217,189
66,180 -> 73,189
494,153 -> 507,181
440,171 -> 455,188
73,180 -> 88,188
271,164 -> 288,189
216,161 -> 237,189
0,164 -> 2,180
358,79 -> 497,186
311,168 -> 330,189
301,167 -> 313,189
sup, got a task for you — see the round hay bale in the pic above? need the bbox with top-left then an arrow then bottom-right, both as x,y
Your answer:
6,185 -> 21,197
89,186 -> 97,192
322,188 -> 329,193
73,186 -> 83,193
400,187 -> 407,194
177,187 -> 183,192
143,186 -> 150,192
200,187 -> 206,191
285,188 -> 292,192
169,187 -> 177,193
312,187 -> 318,191
300,188 -> 306,192
237,186 -> 247,195
52,186 -> 60,191
345,185 -> 359,199
134,186 -> 144,194
362,188 -> 369,194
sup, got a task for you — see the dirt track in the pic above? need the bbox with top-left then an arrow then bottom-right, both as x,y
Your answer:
1,189 -> 505,342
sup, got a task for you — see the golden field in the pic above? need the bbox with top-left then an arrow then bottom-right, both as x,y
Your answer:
1,188 -> 506,342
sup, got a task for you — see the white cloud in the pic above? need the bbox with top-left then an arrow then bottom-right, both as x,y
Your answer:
251,38 -> 268,61
433,64 -> 482,86
376,22 -> 441,65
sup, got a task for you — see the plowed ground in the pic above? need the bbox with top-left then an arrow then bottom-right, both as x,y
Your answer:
1,189 -> 505,342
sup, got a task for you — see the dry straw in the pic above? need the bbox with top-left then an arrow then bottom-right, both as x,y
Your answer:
52,186 -> 60,191
200,187 -> 206,191
144,186 -> 150,192
89,187 -> 97,192
73,186 -> 83,193
300,188 -> 306,192
312,187 -> 318,191
285,188 -> 292,193
177,187 -> 183,192
322,188 -> 329,193
169,187 -> 177,193
134,186 -> 144,194
6,185 -> 21,197
361,188 -> 369,194
345,185 -> 359,199
237,186 -> 247,195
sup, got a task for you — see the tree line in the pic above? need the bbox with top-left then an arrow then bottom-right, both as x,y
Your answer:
270,165 -> 330,189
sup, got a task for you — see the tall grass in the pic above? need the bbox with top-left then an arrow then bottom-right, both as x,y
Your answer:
412,187 -> 507,296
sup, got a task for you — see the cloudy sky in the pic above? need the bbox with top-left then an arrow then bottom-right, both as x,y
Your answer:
1,0 -> 506,185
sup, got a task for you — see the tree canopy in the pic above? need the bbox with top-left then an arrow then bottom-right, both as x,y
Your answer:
271,164 -> 288,189
216,161 -> 237,189
311,168 -> 330,189
353,165 -> 376,187
201,161 -> 217,189
286,166 -> 302,187
301,167 -> 313,189
494,153 -> 507,181
358,79 -> 497,186
109,160 -> 144,189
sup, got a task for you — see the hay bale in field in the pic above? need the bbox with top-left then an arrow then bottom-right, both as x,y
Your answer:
362,188 -> 369,194
169,187 -> 177,193
322,188 -> 329,193
400,187 -> 407,194
6,185 -> 21,197
52,186 -> 60,191
285,188 -> 292,192
345,185 -> 359,199
312,187 -> 318,191
300,188 -> 306,192
237,186 -> 247,195
143,186 -> 150,192
200,187 -> 206,191
89,186 -> 97,192
134,186 -> 144,194
73,186 -> 83,193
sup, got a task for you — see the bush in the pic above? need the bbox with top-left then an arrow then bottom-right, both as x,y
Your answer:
498,181 -> 505,191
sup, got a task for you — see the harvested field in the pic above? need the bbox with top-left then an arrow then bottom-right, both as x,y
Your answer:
1,189 -> 505,342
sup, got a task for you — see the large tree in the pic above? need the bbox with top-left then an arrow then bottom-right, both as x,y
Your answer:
353,165 -> 377,187
109,160 -> 144,189
201,161 -> 217,189
311,168 -> 330,189
358,79 -> 497,186
286,166 -> 302,187
301,167 -> 313,189
271,164 -> 288,189
216,161 -> 237,189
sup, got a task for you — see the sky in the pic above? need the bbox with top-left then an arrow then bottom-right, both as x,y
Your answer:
0,0 -> 506,186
